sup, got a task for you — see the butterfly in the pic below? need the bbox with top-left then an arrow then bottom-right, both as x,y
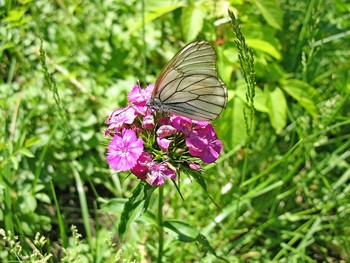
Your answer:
146,40 -> 227,121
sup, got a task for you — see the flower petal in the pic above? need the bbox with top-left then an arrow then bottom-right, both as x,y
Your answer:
131,152 -> 153,179
105,106 -> 138,133
170,115 -> 192,137
157,137 -> 171,152
142,114 -> 155,130
146,170 -> 164,186
159,162 -> 177,179
157,125 -> 176,138
106,130 -> 144,171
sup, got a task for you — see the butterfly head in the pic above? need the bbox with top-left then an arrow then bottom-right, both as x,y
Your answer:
146,98 -> 163,112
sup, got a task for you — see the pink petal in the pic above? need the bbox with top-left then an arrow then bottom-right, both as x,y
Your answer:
128,84 -> 154,105
159,162 -> 176,179
146,170 -> 164,186
170,115 -> 192,137
142,114 -> 155,130
157,125 -> 176,138
106,130 -> 144,171
105,106 -> 138,133
189,162 -> 201,170
157,137 -> 171,152
131,152 -> 153,179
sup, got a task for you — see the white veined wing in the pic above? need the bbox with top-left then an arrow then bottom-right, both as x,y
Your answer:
147,40 -> 227,121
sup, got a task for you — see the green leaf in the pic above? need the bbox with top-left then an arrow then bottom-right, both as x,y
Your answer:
266,86 -> 287,134
236,79 -> 269,113
100,198 -> 128,214
251,0 -> 283,30
281,79 -> 318,118
118,182 -> 155,239
196,234 -> 228,261
24,136 -> 42,148
35,193 -> 51,204
254,87 -> 270,113
20,193 -> 37,213
186,168 -> 207,191
164,220 -> 199,242
181,5 -> 205,42
18,148 -> 35,158
164,220 -> 227,261
256,61 -> 289,83
2,9 -> 27,23
246,38 -> 281,60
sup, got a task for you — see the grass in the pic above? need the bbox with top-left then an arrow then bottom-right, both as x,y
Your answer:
1,0 -> 350,262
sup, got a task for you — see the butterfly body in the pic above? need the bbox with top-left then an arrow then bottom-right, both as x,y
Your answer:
147,40 -> 227,121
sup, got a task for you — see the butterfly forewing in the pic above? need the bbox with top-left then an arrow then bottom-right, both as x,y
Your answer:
153,41 -> 218,96
149,40 -> 227,121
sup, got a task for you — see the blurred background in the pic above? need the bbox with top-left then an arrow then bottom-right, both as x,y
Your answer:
1,0 -> 350,262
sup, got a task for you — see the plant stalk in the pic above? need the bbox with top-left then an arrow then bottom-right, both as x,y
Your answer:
157,186 -> 164,263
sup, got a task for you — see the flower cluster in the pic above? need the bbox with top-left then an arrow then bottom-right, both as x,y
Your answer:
105,84 -> 223,186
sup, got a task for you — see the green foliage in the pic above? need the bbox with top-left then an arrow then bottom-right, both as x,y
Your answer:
229,10 -> 256,144
1,0 -> 350,262
0,229 -> 52,262
117,182 -> 154,240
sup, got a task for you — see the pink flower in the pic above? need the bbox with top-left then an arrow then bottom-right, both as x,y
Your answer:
192,119 -> 210,127
131,153 -> 177,186
131,152 -> 153,179
107,129 -> 144,171
105,84 -> 224,187
128,84 -> 154,115
146,162 -> 176,186
198,138 -> 222,163
142,114 -> 155,130
189,162 -> 201,170
156,125 -> 177,152
105,106 -> 138,133
157,137 -> 171,152
128,84 -> 153,105
170,115 -> 192,137
186,124 -> 223,164
157,125 -> 176,138
157,116 -> 171,126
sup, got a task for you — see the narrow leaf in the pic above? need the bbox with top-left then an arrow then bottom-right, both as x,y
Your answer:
18,148 -> 35,158
196,234 -> 228,262
164,220 -> 227,261
164,220 -> 199,242
24,136 -> 41,148
118,182 -> 154,239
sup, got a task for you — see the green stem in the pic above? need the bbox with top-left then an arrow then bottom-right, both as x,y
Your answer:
157,186 -> 164,263
141,0 -> 146,80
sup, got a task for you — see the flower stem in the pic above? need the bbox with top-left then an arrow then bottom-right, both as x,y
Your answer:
157,186 -> 164,263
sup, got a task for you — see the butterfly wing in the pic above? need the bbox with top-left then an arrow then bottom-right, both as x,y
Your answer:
150,41 -> 227,121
